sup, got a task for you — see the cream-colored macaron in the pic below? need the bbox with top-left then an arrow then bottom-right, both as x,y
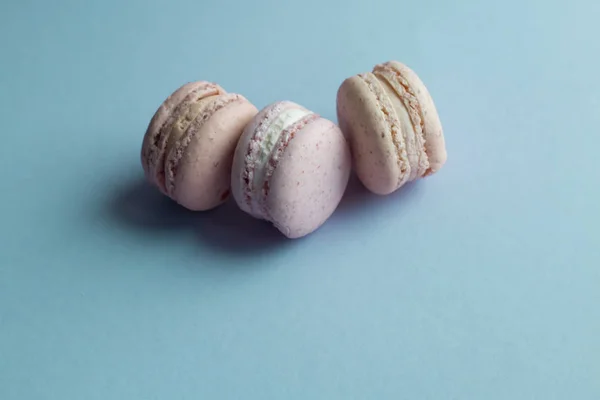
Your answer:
336,61 -> 446,195
140,81 -> 258,210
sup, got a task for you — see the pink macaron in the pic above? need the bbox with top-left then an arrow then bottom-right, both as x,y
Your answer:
337,61 -> 447,195
231,101 -> 351,239
141,81 -> 258,211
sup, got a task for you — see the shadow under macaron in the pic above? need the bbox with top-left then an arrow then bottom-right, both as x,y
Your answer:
192,197 -> 291,256
107,178 -> 193,232
105,169 -> 424,259
335,172 -> 424,218
106,176 -> 289,258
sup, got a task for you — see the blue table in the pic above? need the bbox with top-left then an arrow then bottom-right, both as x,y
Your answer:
2,0 -> 599,398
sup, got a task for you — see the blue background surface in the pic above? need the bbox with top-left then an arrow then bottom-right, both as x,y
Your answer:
1,0 -> 599,398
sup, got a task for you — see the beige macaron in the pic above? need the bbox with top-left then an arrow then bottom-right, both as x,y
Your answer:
336,61 -> 447,195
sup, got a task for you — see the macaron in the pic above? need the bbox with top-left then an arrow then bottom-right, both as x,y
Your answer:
231,101 -> 351,239
336,61 -> 447,195
141,81 -> 258,210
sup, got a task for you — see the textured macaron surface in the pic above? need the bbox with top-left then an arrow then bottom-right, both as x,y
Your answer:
231,101 -> 351,238
250,106 -> 313,193
142,81 -> 225,193
264,117 -> 351,238
337,61 -> 446,195
374,61 -> 446,175
163,92 -> 244,195
238,102 -> 319,218
167,97 -> 258,210
141,82 -> 257,211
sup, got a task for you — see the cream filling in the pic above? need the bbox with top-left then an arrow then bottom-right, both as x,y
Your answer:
359,73 -> 410,187
166,93 -> 240,195
165,97 -> 215,152
376,76 -> 420,181
152,93 -> 217,191
252,107 -> 311,190
373,66 -> 429,178
394,99 -> 418,181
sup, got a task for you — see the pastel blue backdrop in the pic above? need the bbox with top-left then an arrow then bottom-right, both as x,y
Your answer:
1,0 -> 599,399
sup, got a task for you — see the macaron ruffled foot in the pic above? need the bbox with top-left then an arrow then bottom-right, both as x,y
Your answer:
336,61 -> 447,195
141,81 -> 258,211
231,101 -> 351,239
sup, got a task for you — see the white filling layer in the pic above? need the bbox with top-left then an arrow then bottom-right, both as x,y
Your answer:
391,93 -> 419,181
252,107 -> 311,190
